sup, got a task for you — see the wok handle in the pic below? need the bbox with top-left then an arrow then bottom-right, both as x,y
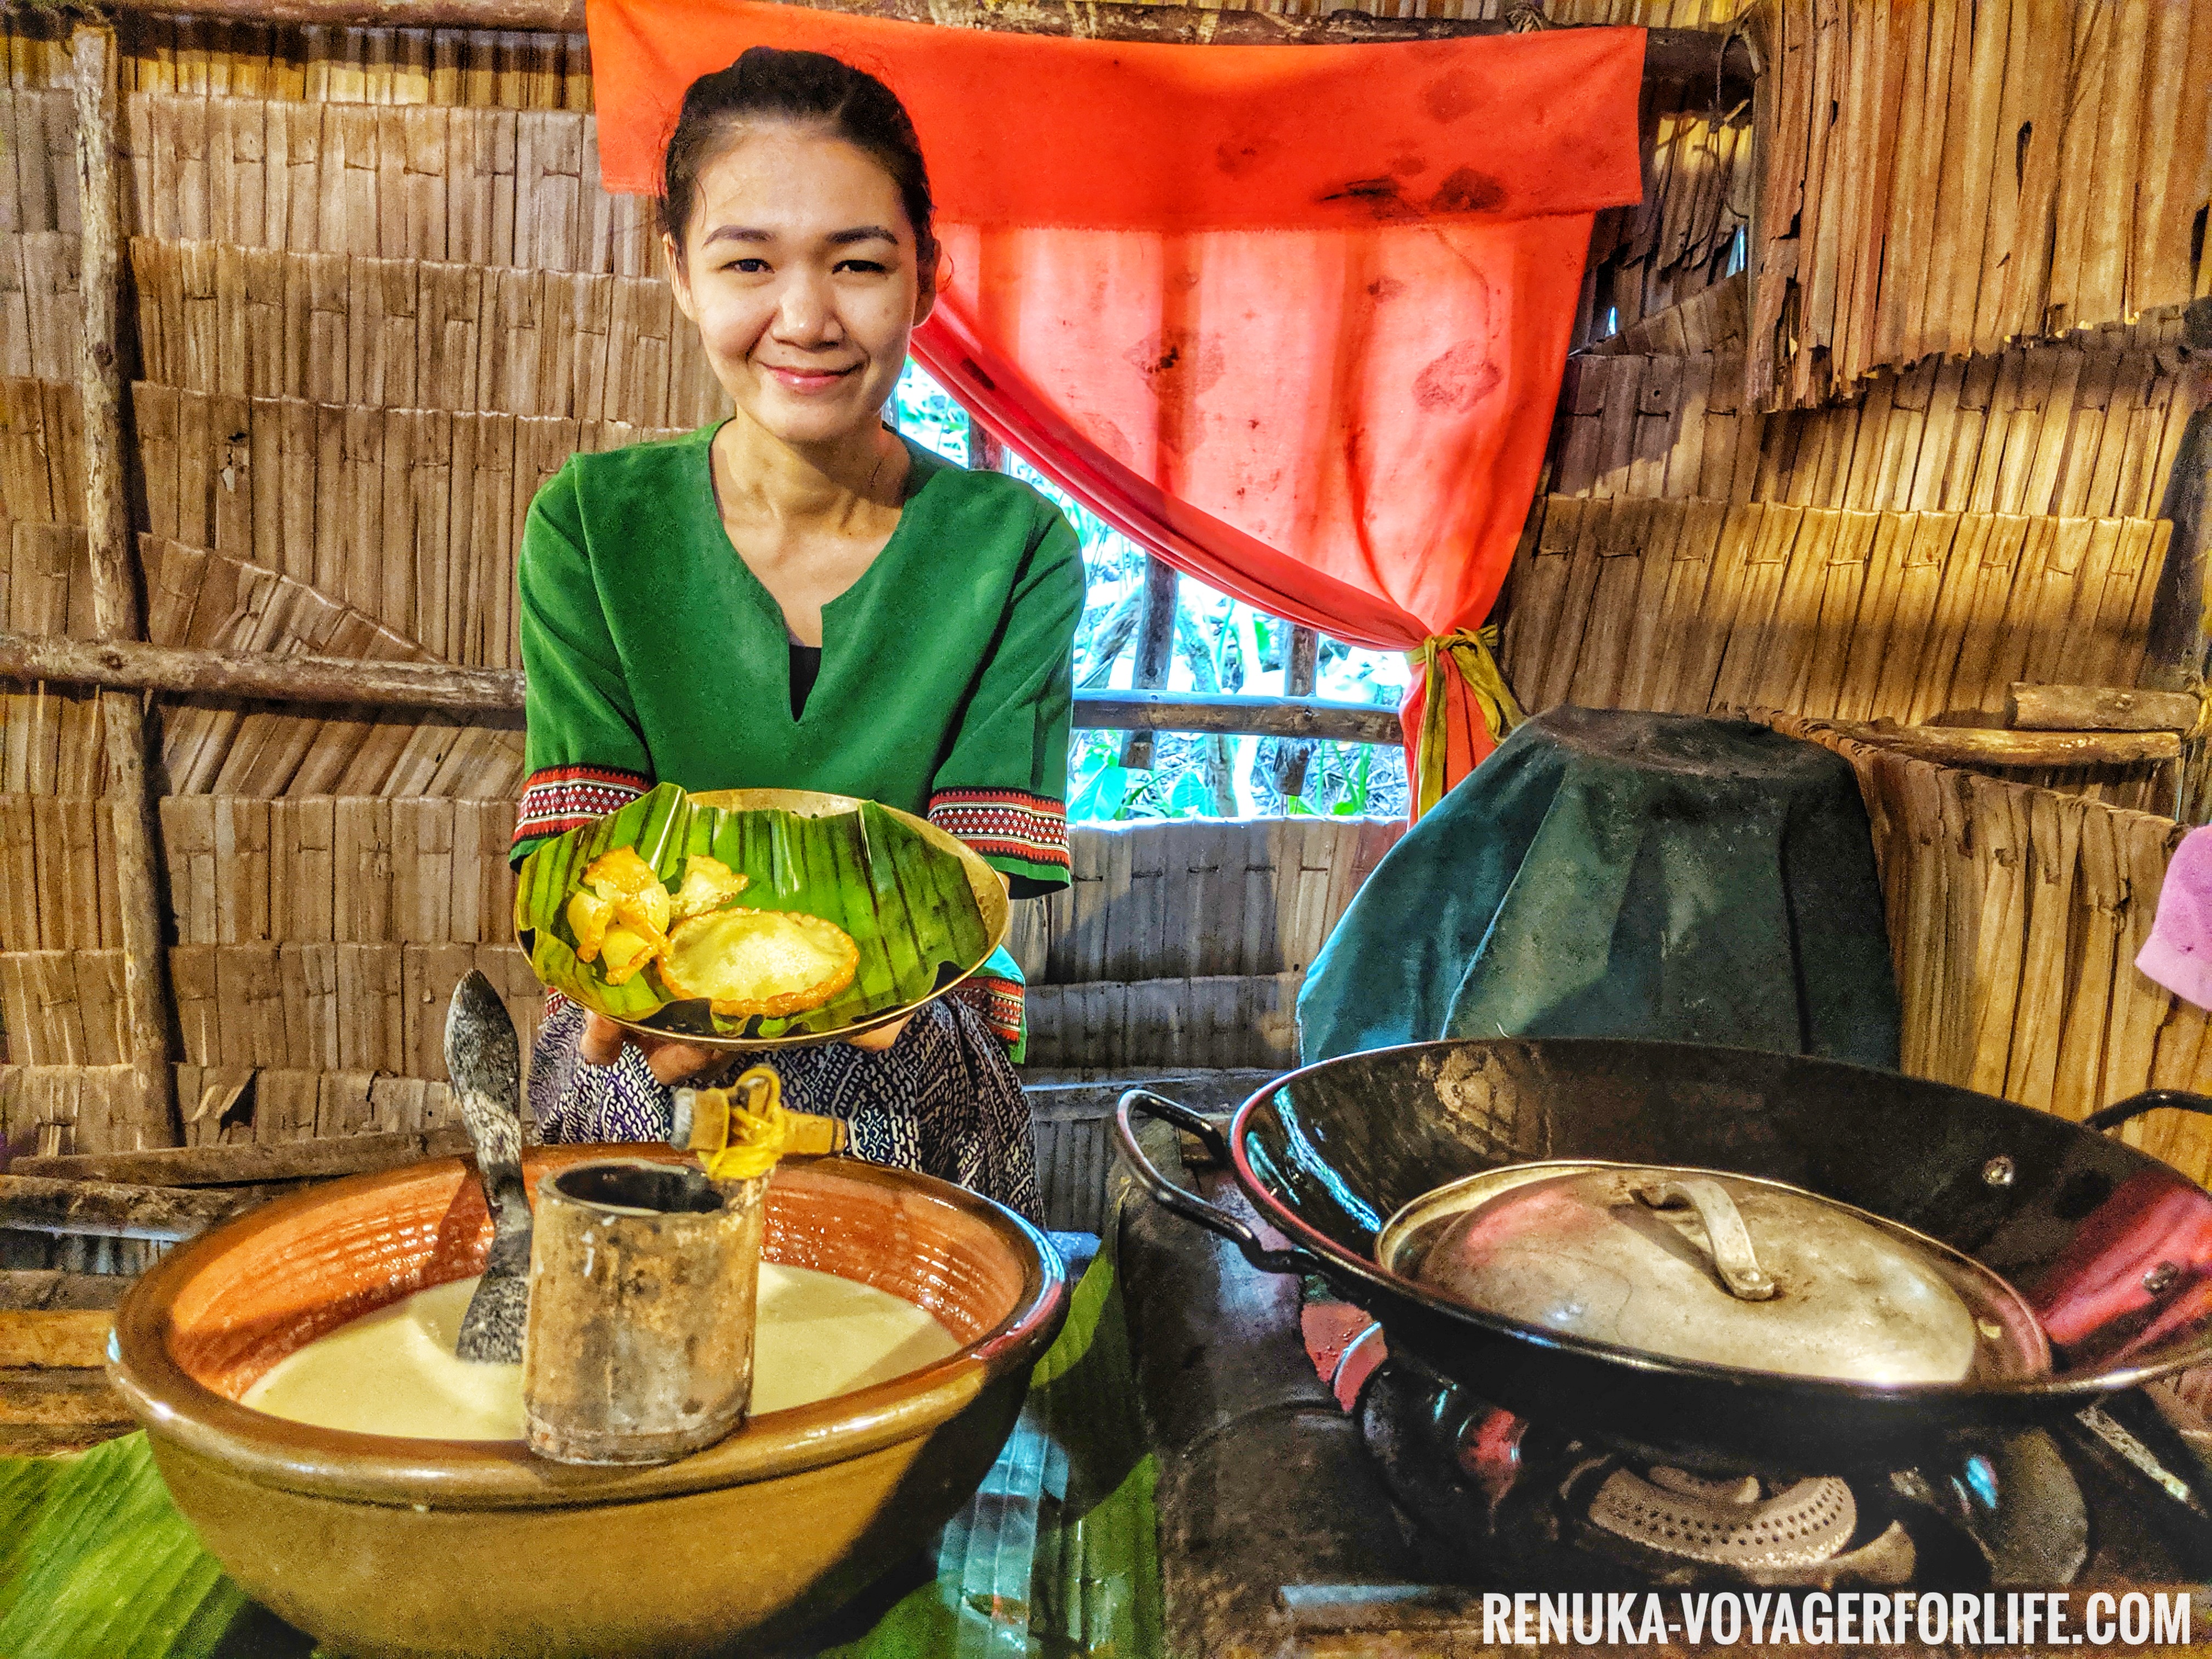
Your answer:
1114,1089 -> 1315,1278
2085,1089 -> 2212,1133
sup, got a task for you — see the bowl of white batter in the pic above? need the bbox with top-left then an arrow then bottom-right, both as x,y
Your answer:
107,1145 -> 1069,1659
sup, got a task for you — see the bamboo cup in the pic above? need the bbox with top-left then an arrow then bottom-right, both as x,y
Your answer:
521,1069 -> 845,1466
521,1156 -> 768,1466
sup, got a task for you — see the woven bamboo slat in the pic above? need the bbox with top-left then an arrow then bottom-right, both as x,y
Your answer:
0,521 -> 526,798
1499,495 -> 2173,753
1746,0 -> 2212,409
1576,96 -> 1753,352
1550,341 -> 2199,518
4,10 -> 595,109
1754,709 -> 2212,1187
0,91 -> 656,273
125,239 -> 723,424
0,1062 -> 469,1159
154,794 -> 515,945
0,376 -> 676,667
0,941 -> 539,1077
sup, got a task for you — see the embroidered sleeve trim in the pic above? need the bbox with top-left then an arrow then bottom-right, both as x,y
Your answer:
947,972 -> 1025,1052
927,788 -> 1069,871
514,764 -> 651,849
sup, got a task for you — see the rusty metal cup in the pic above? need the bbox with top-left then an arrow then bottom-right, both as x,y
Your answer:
521,1158 -> 767,1466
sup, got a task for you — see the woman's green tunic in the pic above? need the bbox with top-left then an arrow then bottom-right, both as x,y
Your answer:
512,425 -> 1084,1048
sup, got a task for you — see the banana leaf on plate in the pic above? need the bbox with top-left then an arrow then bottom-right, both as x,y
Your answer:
514,784 -> 1006,1049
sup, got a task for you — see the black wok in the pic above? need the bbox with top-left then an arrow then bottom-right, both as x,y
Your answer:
1115,1038 -> 2212,1474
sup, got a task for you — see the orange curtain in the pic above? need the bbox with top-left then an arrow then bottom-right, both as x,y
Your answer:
588,0 -> 1645,807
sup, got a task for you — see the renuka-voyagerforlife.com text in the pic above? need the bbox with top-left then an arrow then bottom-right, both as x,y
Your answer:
1477,1589 -> 2191,1646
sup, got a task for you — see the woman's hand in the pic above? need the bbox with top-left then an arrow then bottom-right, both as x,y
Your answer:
579,1011 -> 727,1085
845,1014 -> 912,1053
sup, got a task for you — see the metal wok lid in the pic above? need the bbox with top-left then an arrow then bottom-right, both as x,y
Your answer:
1375,1161 -> 2052,1387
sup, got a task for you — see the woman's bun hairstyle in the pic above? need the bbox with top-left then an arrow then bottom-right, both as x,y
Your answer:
658,47 -> 939,290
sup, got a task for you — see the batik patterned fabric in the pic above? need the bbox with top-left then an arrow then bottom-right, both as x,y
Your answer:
528,991 -> 1040,1220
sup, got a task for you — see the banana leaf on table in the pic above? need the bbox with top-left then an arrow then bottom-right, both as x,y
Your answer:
515,783 -> 1000,1044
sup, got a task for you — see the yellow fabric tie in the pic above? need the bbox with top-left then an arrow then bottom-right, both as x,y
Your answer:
685,1065 -> 791,1182
1413,624 -> 1526,820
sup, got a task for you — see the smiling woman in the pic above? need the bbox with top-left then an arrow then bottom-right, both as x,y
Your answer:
511,49 -> 1085,1218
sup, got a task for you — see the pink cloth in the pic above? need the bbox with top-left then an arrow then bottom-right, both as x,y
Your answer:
2137,825 -> 2212,1010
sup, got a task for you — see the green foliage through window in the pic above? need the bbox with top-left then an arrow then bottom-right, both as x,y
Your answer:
892,362 -> 1409,823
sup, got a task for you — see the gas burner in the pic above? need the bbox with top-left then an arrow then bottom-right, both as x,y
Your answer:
1586,1466 -> 1855,1570
1354,1356 -> 2086,1590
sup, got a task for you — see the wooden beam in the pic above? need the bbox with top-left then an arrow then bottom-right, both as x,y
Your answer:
74,24 -> 177,1152
1838,723 -> 2182,768
14,1127 -> 474,1188
0,631 -> 528,712
1082,690 -> 1401,745
1267,625 -> 1323,798
0,1175 -> 267,1243
0,631 -> 1402,742
2007,684 -> 2200,734
0,1310 -> 114,1370
83,0 -> 1754,101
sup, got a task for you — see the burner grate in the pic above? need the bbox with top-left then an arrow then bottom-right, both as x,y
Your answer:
1587,1467 -> 1857,1569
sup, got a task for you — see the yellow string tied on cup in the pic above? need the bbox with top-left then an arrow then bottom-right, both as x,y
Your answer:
1411,624 -> 1526,820
685,1065 -> 791,1182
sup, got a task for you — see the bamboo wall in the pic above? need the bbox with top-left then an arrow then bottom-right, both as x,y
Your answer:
1573,76 -> 1753,352
1744,0 -> 2212,409
1759,711 -> 2212,1188
1502,0 -> 2212,1161
4,0 -> 2209,1175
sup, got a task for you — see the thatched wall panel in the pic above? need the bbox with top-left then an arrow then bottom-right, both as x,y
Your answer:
1746,0 -> 2212,407
4,12 -> 596,109
1499,497 -> 2172,746
1577,101 -> 1753,352
0,940 -> 539,1076
0,87 -> 75,238
122,241 -> 725,425
1551,340 -> 2199,519
1756,712 -> 2212,1189
0,520 -> 526,799
4,88 -> 651,271
0,377 -> 676,667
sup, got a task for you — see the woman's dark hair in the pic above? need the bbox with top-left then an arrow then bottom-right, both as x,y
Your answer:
658,47 -> 938,287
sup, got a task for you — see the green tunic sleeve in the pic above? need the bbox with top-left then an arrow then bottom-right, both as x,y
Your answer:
923,504 -> 1084,900
512,460 -> 654,859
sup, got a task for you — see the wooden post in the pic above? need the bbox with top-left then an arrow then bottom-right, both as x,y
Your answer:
1266,624 -> 1322,801
1120,557 -> 1180,769
969,424 -> 1007,475
2145,299 -> 2212,819
74,24 -> 178,1149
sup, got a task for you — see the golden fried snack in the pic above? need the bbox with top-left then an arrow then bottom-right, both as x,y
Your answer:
669,855 -> 748,921
657,908 -> 860,1017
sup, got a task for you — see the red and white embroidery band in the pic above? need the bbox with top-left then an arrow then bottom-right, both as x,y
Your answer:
928,789 -> 1068,869
949,975 -> 1025,1047
515,765 -> 650,847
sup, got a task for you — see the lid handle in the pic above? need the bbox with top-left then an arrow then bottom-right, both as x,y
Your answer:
1632,1176 -> 1778,1302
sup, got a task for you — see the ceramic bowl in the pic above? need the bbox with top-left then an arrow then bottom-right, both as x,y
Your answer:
109,1147 -> 1068,1659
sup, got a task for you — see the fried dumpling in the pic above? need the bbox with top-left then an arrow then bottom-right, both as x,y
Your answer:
657,907 -> 860,1017
669,855 -> 749,922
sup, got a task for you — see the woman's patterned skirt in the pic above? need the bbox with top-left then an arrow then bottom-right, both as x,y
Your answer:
527,994 -> 1041,1221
